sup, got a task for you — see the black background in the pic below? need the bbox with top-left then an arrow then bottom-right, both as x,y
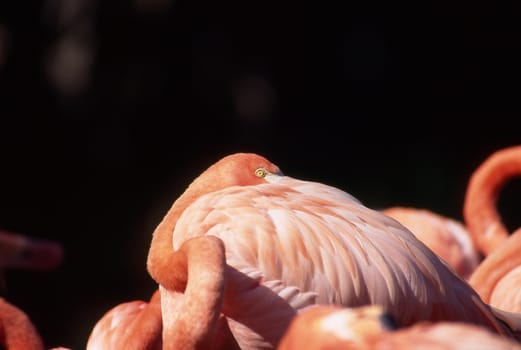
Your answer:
1,1 -> 520,348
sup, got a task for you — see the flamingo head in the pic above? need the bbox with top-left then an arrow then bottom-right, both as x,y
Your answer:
184,153 -> 283,197
278,305 -> 399,349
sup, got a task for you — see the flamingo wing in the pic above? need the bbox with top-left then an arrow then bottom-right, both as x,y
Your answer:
171,175 -> 501,334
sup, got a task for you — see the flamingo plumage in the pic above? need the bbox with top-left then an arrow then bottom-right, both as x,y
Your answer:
146,153 -> 513,349
382,206 -> 479,279
278,304 -> 521,350
463,145 -> 521,256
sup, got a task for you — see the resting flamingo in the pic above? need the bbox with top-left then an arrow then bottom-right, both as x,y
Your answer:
146,152 -> 517,349
382,206 -> 479,279
278,304 -> 521,350
463,145 -> 521,256
87,235 -> 239,350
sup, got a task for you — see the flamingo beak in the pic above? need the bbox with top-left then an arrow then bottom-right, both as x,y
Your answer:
0,232 -> 64,271
14,238 -> 64,271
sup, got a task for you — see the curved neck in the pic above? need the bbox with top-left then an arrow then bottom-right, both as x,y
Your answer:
0,298 -> 44,349
159,236 -> 226,350
463,146 -> 521,256
147,188 -> 201,290
469,228 -> 521,303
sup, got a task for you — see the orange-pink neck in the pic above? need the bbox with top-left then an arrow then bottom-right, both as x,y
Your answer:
463,146 -> 521,256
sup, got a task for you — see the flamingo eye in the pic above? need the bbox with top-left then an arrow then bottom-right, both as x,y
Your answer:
254,167 -> 268,178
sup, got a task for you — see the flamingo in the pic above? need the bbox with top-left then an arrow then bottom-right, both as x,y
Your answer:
87,235 -> 239,350
463,145 -> 521,313
463,145 -> 521,256
86,289 -> 162,350
278,304 -> 521,350
469,228 -> 521,313
0,297 -> 45,349
146,152 -> 516,349
382,206 -> 479,279
277,304 -> 398,350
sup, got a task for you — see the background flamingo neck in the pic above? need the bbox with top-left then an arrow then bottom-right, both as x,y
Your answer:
0,298 -> 45,349
464,146 -> 521,256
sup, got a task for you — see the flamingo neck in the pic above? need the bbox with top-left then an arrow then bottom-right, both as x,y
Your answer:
159,236 -> 226,350
147,186 -> 205,289
0,298 -> 44,350
464,146 -> 521,256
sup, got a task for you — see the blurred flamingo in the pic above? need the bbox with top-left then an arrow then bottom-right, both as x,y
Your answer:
147,152 -> 515,349
86,289 -> 162,350
277,304 -> 397,350
0,229 -> 63,275
0,229 -> 65,349
278,304 -> 521,350
0,297 -> 45,349
87,235 -> 238,350
463,145 -> 521,256
469,227 -> 521,313
382,206 -> 479,279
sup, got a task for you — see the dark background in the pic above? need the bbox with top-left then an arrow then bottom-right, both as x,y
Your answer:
1,1 -> 520,348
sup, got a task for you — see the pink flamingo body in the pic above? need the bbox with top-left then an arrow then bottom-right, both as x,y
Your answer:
146,153 -> 511,348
